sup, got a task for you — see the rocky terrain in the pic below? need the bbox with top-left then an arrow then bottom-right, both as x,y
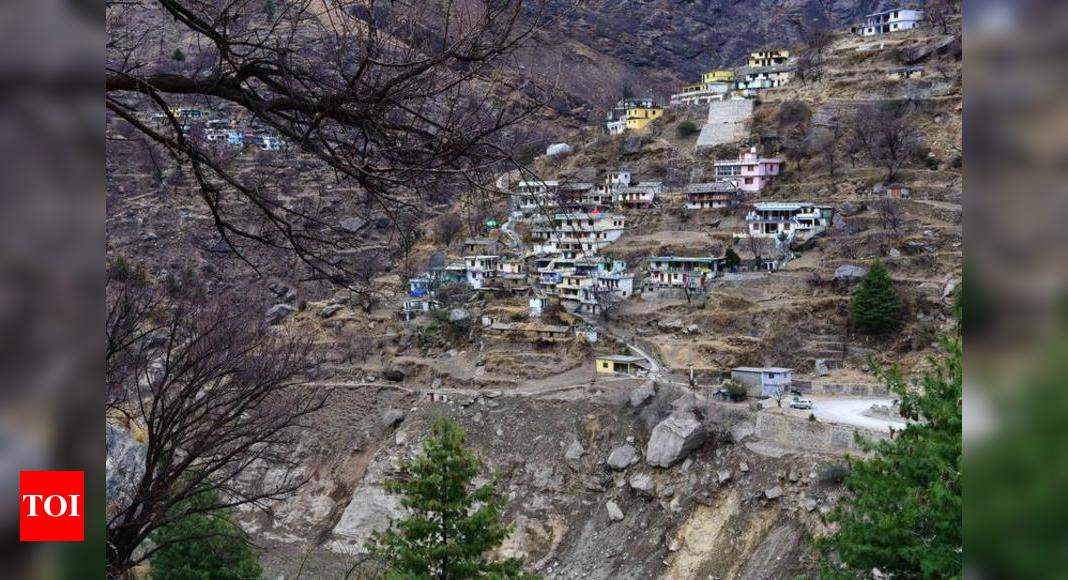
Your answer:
106,5 -> 962,578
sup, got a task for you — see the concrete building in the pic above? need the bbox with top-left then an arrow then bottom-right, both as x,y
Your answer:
731,367 -> 793,397
606,98 -> 657,135
745,202 -> 833,240
685,182 -> 741,210
853,8 -> 924,36
669,79 -> 731,107
714,147 -> 784,194
487,321 -> 572,343
734,64 -> 794,95
624,106 -> 666,132
463,255 -> 500,289
596,355 -> 650,376
747,50 -> 790,68
530,212 -> 626,258
647,256 -> 723,289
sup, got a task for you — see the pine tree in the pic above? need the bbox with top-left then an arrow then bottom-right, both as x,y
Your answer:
851,260 -> 903,334
150,488 -> 262,579
367,417 -> 537,579
822,339 -> 962,578
171,48 -> 185,62
724,247 -> 741,271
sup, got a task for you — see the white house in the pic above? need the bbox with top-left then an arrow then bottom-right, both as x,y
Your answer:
731,367 -> 793,398
853,8 -> 924,36
714,147 -> 784,194
463,255 -> 500,289
734,65 -> 794,96
745,202 -> 832,240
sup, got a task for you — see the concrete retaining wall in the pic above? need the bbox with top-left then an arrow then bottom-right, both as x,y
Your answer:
755,411 -> 889,454
696,99 -> 753,148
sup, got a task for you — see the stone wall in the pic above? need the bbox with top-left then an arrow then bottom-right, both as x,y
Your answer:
755,411 -> 890,454
696,99 -> 754,148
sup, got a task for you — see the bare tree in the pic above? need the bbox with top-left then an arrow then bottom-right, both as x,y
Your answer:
433,213 -> 465,248
874,198 -> 906,236
850,104 -> 921,181
106,0 -> 555,297
926,0 -> 960,34
105,284 -> 324,577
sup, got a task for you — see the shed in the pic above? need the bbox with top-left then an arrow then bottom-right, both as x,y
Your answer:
596,355 -> 650,376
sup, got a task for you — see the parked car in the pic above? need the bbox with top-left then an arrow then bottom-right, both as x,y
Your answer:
789,396 -> 813,410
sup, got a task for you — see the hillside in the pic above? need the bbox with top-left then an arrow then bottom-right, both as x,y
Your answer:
105,3 -> 962,578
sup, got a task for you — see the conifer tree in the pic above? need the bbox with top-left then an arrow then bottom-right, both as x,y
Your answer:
724,247 -> 741,271
851,260 -> 903,333
822,338 -> 962,578
367,417 -> 537,579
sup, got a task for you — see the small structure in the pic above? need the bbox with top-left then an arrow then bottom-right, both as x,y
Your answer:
596,355 -> 650,376
463,238 -> 500,256
685,182 -> 741,210
624,105 -> 666,132
400,297 -> 441,321
888,66 -> 924,80
731,366 -> 793,397
487,321 -> 572,343
714,147 -> 784,194
852,8 -> 924,36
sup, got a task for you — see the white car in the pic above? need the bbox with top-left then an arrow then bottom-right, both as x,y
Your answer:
789,397 -> 813,410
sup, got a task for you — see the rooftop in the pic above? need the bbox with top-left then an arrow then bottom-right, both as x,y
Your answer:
598,354 -> 648,364
685,182 -> 738,194
733,366 -> 793,373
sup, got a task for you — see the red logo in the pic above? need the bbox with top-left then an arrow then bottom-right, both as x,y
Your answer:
20,471 -> 84,542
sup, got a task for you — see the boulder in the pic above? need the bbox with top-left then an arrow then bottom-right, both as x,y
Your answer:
814,359 -> 831,377
943,277 -> 960,300
606,500 -> 624,522
606,445 -> 638,470
764,486 -> 783,500
629,473 -> 656,496
686,324 -> 699,334
564,440 -> 585,461
449,308 -> 470,322
380,409 -> 405,429
717,469 -> 732,485
645,413 -> 707,468
265,303 -> 296,325
321,304 -> 344,318
739,461 -> 750,473
802,498 -> 818,512
834,264 -> 869,283
728,422 -> 755,444
628,381 -> 656,408
340,217 -> 368,233
545,142 -> 572,156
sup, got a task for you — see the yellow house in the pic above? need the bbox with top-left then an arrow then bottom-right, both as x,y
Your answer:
624,106 -> 665,131
596,354 -> 650,375
702,70 -> 736,83
748,50 -> 790,68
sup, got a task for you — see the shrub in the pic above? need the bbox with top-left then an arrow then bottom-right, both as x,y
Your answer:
724,379 -> 748,402
149,488 -> 261,579
676,120 -> 700,138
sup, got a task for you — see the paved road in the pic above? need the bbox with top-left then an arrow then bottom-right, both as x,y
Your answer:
809,397 -> 907,432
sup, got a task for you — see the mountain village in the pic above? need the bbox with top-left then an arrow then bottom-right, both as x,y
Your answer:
105,2 -> 962,578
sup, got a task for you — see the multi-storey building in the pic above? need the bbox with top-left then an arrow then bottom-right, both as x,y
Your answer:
734,65 -> 794,95
606,98 -> 657,135
714,147 -> 784,194
853,8 -> 924,36
530,212 -> 626,258
745,202 -> 833,240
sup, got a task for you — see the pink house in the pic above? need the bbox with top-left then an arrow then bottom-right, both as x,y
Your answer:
713,147 -> 784,194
